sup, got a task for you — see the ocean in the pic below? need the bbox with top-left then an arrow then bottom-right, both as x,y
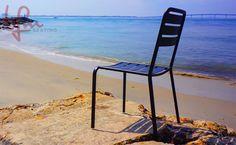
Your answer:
1,16 -> 236,80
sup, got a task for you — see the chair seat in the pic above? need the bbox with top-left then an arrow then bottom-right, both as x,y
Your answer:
99,62 -> 169,76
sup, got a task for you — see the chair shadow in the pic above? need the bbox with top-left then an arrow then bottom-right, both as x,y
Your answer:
93,117 -> 163,134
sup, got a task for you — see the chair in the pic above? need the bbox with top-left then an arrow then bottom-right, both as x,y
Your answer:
91,7 -> 186,135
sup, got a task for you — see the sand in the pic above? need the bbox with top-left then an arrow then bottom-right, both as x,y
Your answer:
0,48 -> 236,130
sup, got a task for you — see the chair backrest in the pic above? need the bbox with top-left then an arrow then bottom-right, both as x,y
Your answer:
149,7 -> 186,74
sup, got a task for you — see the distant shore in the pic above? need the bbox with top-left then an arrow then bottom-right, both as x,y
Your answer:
0,48 -> 236,129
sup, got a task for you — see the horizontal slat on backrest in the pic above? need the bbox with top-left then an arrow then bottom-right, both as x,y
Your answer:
164,13 -> 183,24
168,7 -> 186,15
161,25 -> 181,35
159,37 -> 178,46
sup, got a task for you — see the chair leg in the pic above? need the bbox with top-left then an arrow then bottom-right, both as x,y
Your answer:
91,68 -> 99,128
148,76 -> 157,135
123,72 -> 127,113
170,70 -> 180,123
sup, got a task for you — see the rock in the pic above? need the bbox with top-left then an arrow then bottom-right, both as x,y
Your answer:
166,115 -> 193,123
113,134 -> 154,145
131,141 -> 170,145
138,104 -> 166,120
138,105 -> 152,119
227,127 -> 236,137
0,17 -> 35,29
0,135 -> 18,145
187,135 -> 236,145
0,92 -> 114,125
104,91 -> 114,97
137,105 -> 192,123
157,114 -> 166,120
186,135 -> 213,145
155,123 -> 215,144
205,136 -> 236,144
1,93 -> 236,145
35,94 -> 87,115
94,91 -> 115,97
136,104 -> 236,144
0,92 -> 142,145
193,120 -> 228,135
0,94 -> 88,125
0,104 -> 36,124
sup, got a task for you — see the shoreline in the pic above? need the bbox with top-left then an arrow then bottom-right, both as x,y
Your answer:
0,48 -> 236,129
33,48 -> 236,82
23,46 -> 236,82
39,50 -> 236,82
28,50 -> 236,82
0,36 -> 235,82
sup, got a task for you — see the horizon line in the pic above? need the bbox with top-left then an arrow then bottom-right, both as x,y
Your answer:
2,13 -> 236,18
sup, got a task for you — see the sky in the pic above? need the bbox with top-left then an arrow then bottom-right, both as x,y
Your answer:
0,0 -> 236,16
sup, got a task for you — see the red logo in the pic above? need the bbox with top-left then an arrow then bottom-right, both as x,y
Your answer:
3,5 -> 44,41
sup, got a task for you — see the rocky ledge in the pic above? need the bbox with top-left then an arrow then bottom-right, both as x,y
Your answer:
116,104 -> 236,144
0,91 -> 235,145
0,17 -> 34,29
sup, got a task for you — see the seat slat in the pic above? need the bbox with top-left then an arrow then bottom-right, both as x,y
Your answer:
162,25 -> 180,35
122,63 -> 139,69
129,64 -> 147,71
101,62 -> 169,75
159,37 -> 178,46
139,65 -> 149,73
111,62 -> 129,68
164,13 -> 183,24
153,66 -> 166,74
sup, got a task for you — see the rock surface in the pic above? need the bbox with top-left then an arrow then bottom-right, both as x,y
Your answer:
0,92 -> 236,145
0,17 -> 34,29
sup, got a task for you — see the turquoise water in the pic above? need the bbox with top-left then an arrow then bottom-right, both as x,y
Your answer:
2,16 -> 236,80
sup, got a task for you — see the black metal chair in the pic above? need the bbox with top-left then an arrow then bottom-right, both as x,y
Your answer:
91,7 -> 186,135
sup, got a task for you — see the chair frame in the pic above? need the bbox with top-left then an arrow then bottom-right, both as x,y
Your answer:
91,7 -> 186,135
